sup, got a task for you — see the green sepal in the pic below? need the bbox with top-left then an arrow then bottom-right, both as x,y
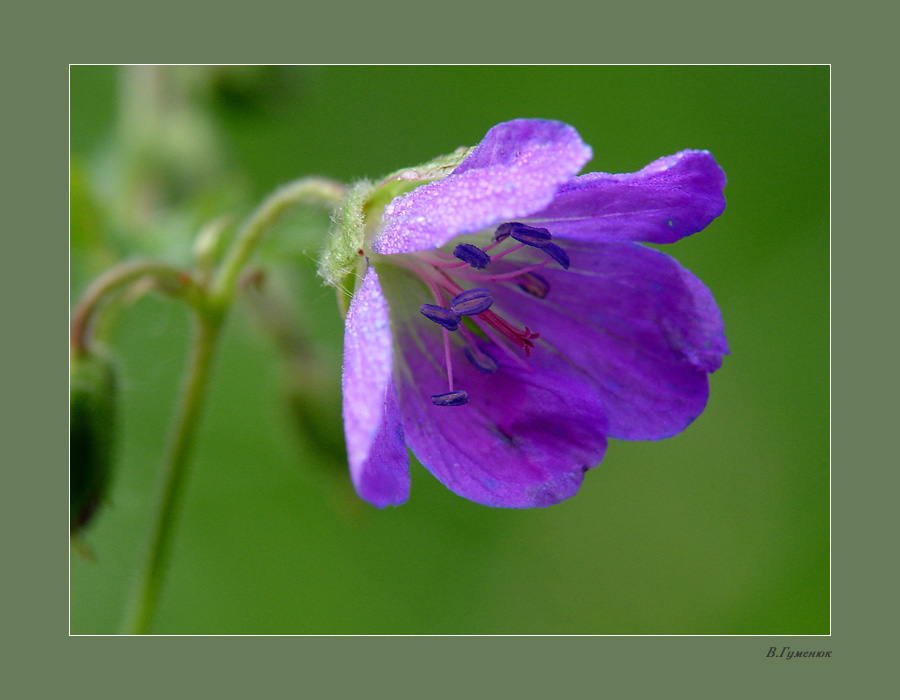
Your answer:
318,180 -> 374,288
318,146 -> 473,289
377,145 -> 472,190
70,349 -> 119,535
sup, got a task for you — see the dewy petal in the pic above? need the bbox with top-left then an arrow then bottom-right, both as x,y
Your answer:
528,150 -> 726,244
378,266 -> 608,508
487,241 -> 728,441
374,120 -> 592,255
342,266 -> 409,506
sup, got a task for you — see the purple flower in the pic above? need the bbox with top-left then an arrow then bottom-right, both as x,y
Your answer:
340,119 -> 727,508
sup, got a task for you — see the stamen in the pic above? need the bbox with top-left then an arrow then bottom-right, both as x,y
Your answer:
443,326 -> 454,390
510,225 -> 552,248
457,259 -> 550,283
480,239 -> 505,254
541,242 -> 570,269
464,344 -> 498,374
428,268 -> 538,358
493,222 -> 521,242
489,242 -> 525,262
414,252 -> 470,269
420,304 -> 460,331
453,243 -> 491,269
431,390 -> 469,407
410,222 -> 567,401
450,288 -> 493,316
516,272 -> 550,299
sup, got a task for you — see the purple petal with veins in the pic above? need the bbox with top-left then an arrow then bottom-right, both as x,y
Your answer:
338,119 -> 727,508
374,120 -> 591,255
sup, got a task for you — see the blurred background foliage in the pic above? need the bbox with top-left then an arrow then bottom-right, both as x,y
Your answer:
70,66 -> 829,634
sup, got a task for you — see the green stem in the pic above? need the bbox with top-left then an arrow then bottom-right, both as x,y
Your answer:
120,310 -> 223,634
211,177 -> 345,308
117,177 -> 345,634
70,259 -> 196,355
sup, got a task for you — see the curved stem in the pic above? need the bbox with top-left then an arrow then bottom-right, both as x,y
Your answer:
211,177 -> 345,308
111,177 -> 343,634
70,259 -> 196,355
120,310 -> 223,634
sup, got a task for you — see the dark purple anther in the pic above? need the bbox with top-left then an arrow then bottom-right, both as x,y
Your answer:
431,390 -> 469,407
510,224 -> 552,248
450,288 -> 493,315
453,243 -> 491,269
542,242 -> 570,269
420,304 -> 461,331
515,272 -> 550,299
464,345 -> 499,374
493,222 -> 521,242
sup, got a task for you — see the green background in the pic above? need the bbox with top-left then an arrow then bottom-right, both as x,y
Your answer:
70,66 -> 829,634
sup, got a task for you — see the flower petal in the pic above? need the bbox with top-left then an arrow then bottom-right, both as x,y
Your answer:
528,150 -> 726,244
342,266 -> 409,506
378,265 -> 608,508
488,241 -> 728,440
374,120 -> 592,255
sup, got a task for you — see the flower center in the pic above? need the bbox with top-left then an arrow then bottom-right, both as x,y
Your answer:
411,223 -> 570,407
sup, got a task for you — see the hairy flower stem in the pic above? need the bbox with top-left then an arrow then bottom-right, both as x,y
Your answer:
211,177 -> 346,309
112,176 -> 344,634
120,310 -> 222,634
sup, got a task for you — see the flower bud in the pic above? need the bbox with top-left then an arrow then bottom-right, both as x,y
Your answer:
70,349 -> 118,535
